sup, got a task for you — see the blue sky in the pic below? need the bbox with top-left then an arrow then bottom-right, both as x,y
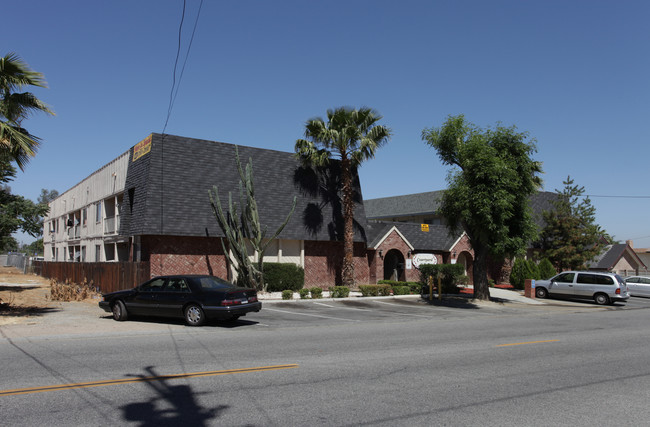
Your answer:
5,0 -> 650,246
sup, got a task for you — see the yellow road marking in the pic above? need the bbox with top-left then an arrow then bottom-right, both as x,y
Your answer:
0,364 -> 299,397
497,339 -> 560,347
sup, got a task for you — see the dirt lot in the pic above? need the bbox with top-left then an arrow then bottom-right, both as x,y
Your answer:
0,266 -> 98,326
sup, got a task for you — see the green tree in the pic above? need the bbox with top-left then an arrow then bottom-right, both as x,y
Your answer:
295,107 -> 391,287
540,176 -> 604,271
0,154 -> 48,252
538,258 -> 556,279
422,115 -> 542,300
0,53 -> 54,170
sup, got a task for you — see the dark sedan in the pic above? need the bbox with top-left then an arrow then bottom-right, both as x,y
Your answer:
99,275 -> 261,326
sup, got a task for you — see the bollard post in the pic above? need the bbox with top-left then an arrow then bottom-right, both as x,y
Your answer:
429,275 -> 433,300
438,276 -> 442,301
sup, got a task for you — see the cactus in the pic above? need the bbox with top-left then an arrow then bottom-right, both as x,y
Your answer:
209,146 -> 296,291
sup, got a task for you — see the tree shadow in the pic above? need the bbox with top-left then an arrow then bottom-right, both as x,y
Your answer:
120,366 -> 227,426
0,305 -> 61,317
293,164 -> 366,241
419,295 -> 481,309
0,285 -> 43,292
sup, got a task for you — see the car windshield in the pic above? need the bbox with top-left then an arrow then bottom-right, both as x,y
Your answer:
193,276 -> 236,291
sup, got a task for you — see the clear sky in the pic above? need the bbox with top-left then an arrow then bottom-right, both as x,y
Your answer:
4,0 -> 650,246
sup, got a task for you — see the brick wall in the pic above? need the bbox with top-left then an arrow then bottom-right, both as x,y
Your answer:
142,235 -> 229,279
303,240 -> 369,288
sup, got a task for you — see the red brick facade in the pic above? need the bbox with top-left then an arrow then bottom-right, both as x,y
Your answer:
303,240 -> 369,288
142,235 -> 229,279
369,229 -> 475,284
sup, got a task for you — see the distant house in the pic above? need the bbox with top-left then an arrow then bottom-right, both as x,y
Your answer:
43,134 -> 371,288
589,242 -> 647,275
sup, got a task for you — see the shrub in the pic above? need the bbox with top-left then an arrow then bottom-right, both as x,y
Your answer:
392,286 -> 411,295
419,263 -> 465,293
309,287 -> 323,299
299,288 -> 310,299
264,263 -> 304,292
538,258 -> 556,280
50,279 -> 101,302
281,290 -> 294,300
329,286 -> 350,298
509,258 -> 539,290
378,280 -> 420,294
359,284 -> 391,297
528,259 -> 541,280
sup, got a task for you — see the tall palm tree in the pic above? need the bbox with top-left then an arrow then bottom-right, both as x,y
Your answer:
296,107 -> 391,287
0,52 -> 54,170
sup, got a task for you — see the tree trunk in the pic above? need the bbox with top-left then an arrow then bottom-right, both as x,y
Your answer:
472,244 -> 491,300
341,157 -> 355,288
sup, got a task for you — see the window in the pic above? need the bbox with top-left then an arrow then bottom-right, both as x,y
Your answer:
82,208 -> 87,227
165,279 -> 190,293
95,201 -> 102,223
95,245 -> 101,262
140,278 -> 166,292
554,273 -> 575,283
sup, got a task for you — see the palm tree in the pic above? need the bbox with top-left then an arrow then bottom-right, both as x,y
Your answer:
0,52 -> 54,170
295,107 -> 391,287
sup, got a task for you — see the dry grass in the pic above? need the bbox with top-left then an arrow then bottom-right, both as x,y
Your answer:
49,278 -> 102,302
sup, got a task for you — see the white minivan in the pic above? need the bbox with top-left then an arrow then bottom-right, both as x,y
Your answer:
534,271 -> 629,305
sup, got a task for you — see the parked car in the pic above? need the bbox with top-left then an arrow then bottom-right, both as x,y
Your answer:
534,271 -> 629,305
624,276 -> 650,298
99,275 -> 261,326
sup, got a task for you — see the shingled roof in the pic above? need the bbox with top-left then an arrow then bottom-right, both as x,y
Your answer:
588,244 -> 647,270
119,134 -> 368,242
365,190 -> 558,228
366,221 -> 463,251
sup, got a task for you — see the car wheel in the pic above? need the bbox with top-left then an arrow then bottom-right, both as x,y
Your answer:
535,287 -> 548,299
184,304 -> 205,326
112,300 -> 128,321
594,293 -> 610,305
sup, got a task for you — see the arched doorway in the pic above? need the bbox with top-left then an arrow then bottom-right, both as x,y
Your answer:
383,249 -> 405,281
456,251 -> 474,285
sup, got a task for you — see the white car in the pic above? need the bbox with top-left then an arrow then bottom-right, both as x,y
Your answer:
535,271 -> 630,305
624,276 -> 650,298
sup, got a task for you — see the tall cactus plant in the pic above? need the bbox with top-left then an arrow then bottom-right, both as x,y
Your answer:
209,146 -> 296,291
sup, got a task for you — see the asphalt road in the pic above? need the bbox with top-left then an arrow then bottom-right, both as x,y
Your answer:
2,295 -> 650,426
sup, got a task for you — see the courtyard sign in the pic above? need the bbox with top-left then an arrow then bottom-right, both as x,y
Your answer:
412,253 -> 437,268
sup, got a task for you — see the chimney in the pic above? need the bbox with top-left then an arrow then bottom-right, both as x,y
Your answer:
626,240 -> 633,248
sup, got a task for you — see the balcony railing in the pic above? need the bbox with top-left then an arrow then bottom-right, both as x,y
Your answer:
67,225 -> 80,240
104,215 -> 120,235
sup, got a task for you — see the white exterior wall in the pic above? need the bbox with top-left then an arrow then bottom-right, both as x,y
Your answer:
43,151 -> 130,262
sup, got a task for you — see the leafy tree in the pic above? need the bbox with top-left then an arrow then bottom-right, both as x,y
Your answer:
1,53 -> 54,170
37,188 -> 59,205
0,153 -> 48,252
538,258 -> 556,279
539,176 -> 604,271
295,107 -> 391,287
210,146 -> 296,291
23,238 -> 43,256
422,115 -> 542,300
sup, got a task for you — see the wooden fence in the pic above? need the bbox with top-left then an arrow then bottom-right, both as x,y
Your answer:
33,262 -> 151,294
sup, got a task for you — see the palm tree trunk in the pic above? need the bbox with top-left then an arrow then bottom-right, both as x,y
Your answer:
341,157 -> 355,287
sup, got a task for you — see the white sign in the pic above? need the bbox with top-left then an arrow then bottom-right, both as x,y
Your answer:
406,259 -> 412,270
412,253 -> 437,268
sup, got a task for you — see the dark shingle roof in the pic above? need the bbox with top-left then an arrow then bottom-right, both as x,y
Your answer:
366,221 -> 463,251
365,190 -> 559,228
119,134 -> 368,242
364,191 -> 444,219
589,244 -> 647,270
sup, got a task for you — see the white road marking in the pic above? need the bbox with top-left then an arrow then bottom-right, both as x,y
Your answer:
265,308 -> 359,322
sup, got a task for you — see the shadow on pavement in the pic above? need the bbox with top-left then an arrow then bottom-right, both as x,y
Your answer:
121,366 -> 227,426
0,305 -> 61,317
100,315 -> 259,328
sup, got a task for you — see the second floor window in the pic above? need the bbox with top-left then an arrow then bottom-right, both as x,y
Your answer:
95,201 -> 102,223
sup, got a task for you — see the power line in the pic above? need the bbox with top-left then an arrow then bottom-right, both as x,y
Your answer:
583,194 -> 650,199
162,0 -> 204,135
162,0 -> 187,135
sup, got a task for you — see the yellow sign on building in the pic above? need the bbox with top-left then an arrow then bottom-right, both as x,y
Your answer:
421,224 -> 429,232
133,134 -> 152,161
